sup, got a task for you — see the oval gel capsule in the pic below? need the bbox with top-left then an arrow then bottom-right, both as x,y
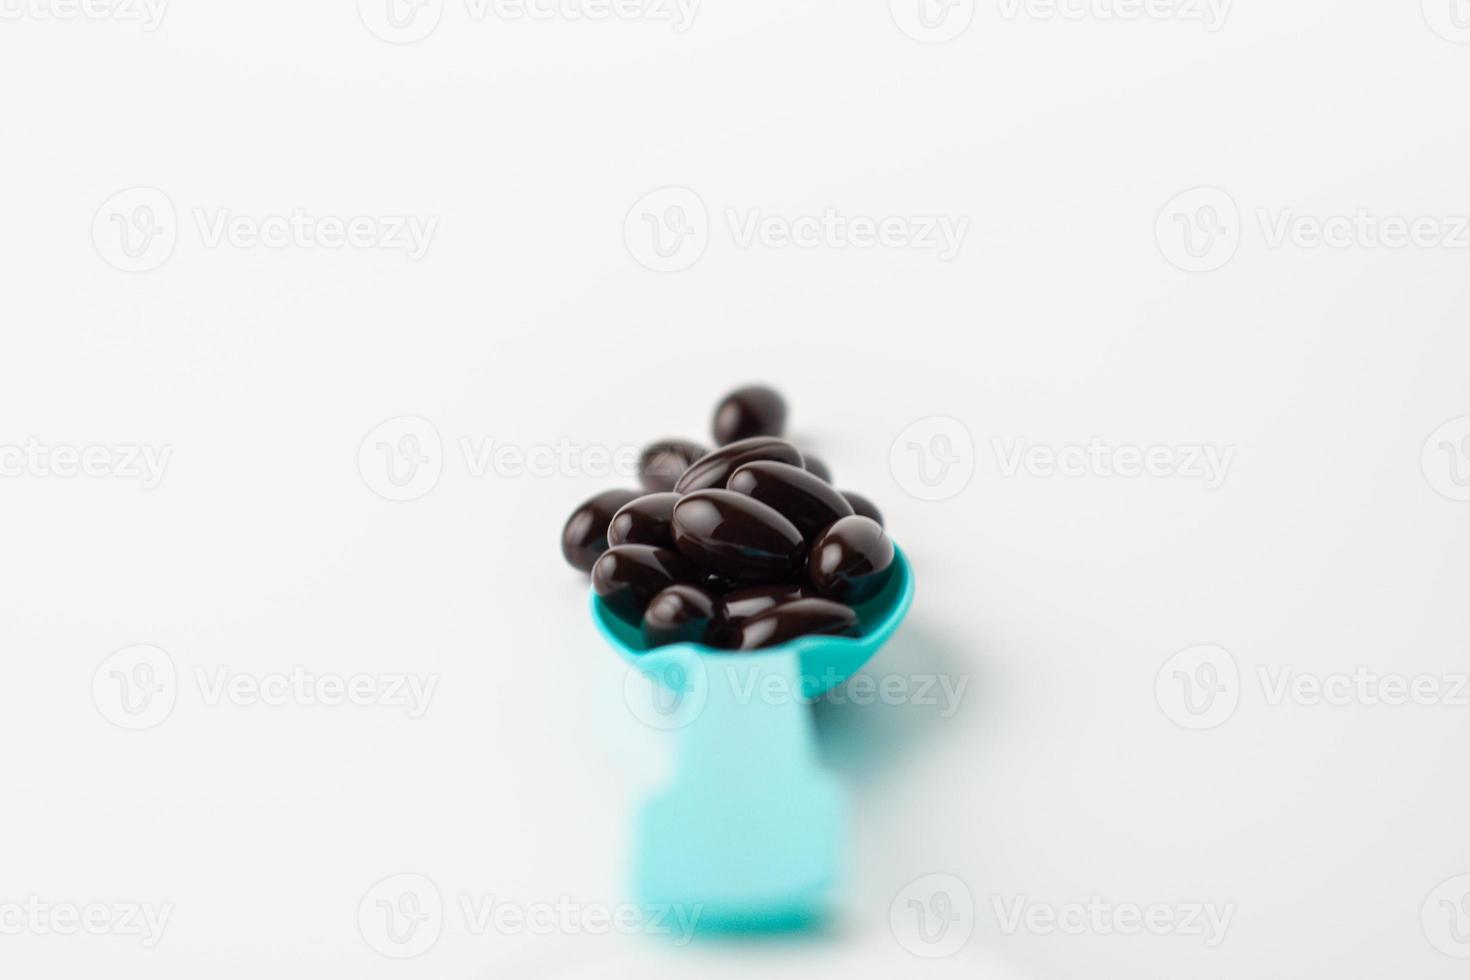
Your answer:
562,488 -> 641,573
671,489 -> 805,583
808,515 -> 895,604
712,385 -> 787,446
672,437 -> 803,494
727,460 -> 854,542
716,583 -> 808,628
641,584 -> 718,648
638,439 -> 707,493
591,544 -> 697,622
733,597 -> 859,650
840,490 -> 884,529
607,492 -> 681,550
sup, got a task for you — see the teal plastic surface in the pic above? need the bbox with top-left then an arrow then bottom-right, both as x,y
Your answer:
591,546 -> 914,932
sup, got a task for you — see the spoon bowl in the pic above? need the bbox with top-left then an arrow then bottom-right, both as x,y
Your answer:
592,545 -> 914,697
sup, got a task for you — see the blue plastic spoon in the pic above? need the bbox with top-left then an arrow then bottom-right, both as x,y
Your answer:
591,546 -> 915,931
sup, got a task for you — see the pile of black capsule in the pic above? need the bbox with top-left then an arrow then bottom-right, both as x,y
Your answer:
561,385 -> 896,651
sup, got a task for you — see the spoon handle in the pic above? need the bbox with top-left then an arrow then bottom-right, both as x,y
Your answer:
633,646 -> 844,932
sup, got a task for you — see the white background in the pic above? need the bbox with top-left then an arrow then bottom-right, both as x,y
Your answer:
3,1 -> 1470,977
